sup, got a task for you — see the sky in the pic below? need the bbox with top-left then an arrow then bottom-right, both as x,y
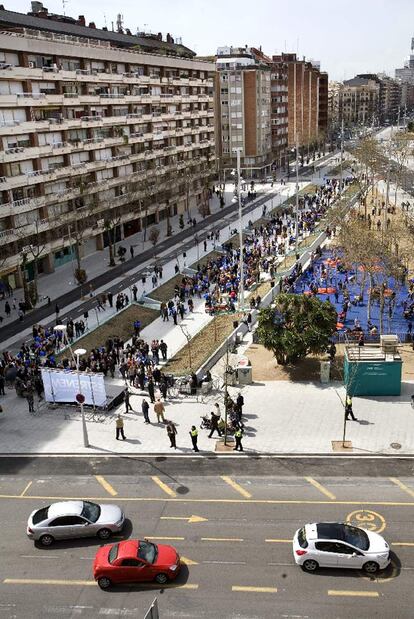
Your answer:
10,0 -> 414,80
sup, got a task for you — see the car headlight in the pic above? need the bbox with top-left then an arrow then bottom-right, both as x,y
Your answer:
169,565 -> 178,571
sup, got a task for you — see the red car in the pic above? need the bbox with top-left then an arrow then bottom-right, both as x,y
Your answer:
93,539 -> 181,589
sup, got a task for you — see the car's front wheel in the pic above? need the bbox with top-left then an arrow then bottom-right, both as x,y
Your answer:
39,534 -> 54,547
97,528 -> 112,540
154,573 -> 169,584
302,559 -> 319,572
363,561 -> 379,574
97,576 -> 112,590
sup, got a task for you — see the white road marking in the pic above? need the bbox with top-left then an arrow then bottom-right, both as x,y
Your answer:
202,560 -> 246,565
20,555 -> 60,559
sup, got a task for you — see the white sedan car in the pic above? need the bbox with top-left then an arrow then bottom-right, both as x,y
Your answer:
293,522 -> 390,574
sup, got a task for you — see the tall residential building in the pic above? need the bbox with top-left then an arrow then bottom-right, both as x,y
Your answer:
272,53 -> 328,150
0,4 -> 215,290
340,76 -> 380,126
395,37 -> 414,85
215,46 -> 272,179
357,74 -> 401,123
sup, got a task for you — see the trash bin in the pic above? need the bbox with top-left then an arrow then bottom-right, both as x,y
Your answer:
233,320 -> 239,330
320,360 -> 331,384
237,356 -> 252,385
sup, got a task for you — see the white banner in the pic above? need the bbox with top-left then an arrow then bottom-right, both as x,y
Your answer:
41,369 -> 107,407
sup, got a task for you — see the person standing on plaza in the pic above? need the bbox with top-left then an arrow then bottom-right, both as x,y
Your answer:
208,411 -> 222,438
159,340 -> 168,361
115,415 -> 126,440
190,425 -> 199,452
236,392 -> 244,417
233,427 -> 244,452
26,390 -> 35,413
142,398 -> 150,423
124,389 -> 133,413
4,301 -> 10,318
166,421 -> 177,449
154,398 -> 165,423
148,378 -> 155,403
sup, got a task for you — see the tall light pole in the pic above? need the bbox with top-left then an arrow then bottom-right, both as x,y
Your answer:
54,325 -> 89,448
234,147 -> 244,310
339,118 -> 344,193
295,134 -> 299,253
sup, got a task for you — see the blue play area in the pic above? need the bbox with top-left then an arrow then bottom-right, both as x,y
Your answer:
292,249 -> 414,339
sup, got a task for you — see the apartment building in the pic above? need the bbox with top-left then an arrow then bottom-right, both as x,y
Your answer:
340,76 -> 380,126
273,53 -> 328,150
0,4 -> 215,289
215,46 -> 272,179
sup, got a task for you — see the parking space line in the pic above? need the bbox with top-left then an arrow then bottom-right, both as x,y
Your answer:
145,536 -> 185,541
265,539 -> 291,543
3,579 -> 96,587
94,476 -> 117,496
389,478 -> 414,498
232,586 -> 277,593
201,537 -> 243,542
327,590 -> 379,598
391,542 -> 414,547
151,476 -> 176,498
221,476 -> 252,499
20,482 -> 32,497
305,477 -> 336,500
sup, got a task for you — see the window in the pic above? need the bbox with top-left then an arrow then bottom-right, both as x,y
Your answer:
297,527 -> 308,548
49,516 -> 85,527
81,501 -> 101,523
121,559 -> 143,567
32,506 -> 49,524
315,542 -> 337,553
108,544 -> 119,564
334,543 -> 358,555
138,541 -> 157,564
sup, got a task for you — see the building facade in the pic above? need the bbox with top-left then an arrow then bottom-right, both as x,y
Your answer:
215,46 -> 272,179
0,5 -> 215,289
340,76 -> 380,126
272,53 -> 328,150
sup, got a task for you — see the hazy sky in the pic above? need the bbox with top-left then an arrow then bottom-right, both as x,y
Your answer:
11,0 -> 414,80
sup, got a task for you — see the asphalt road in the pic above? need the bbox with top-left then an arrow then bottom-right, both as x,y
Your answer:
1,467 -> 414,618
0,185 -> 276,344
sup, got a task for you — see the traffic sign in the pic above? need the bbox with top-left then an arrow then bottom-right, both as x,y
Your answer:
76,393 -> 85,404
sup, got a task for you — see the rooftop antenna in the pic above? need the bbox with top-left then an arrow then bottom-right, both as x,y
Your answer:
103,13 -> 107,28
62,0 -> 68,16
116,13 -> 124,33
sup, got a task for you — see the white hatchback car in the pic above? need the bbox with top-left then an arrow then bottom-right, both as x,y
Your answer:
293,522 -> 390,574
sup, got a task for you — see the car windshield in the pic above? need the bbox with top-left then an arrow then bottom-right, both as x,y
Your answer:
81,501 -> 101,523
343,525 -> 370,551
138,541 -> 157,564
32,506 -> 49,524
108,544 -> 119,564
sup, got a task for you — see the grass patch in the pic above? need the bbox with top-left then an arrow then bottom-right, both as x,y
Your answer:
148,275 -> 185,303
164,313 -> 241,375
274,184 -> 318,214
59,304 -> 157,356
189,250 -> 223,270
327,159 -> 352,176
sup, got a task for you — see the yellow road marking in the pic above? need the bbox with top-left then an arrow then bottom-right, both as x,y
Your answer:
160,515 -> 208,524
265,539 -> 291,543
20,482 -> 32,497
305,477 -> 336,500
94,475 -> 117,497
392,542 -> 414,547
328,590 -> 379,598
2,494 -> 414,507
151,476 -> 176,498
389,477 -> 414,498
3,578 -> 198,590
221,476 -> 252,499
181,556 -> 199,565
4,579 -> 96,587
145,536 -> 185,541
201,537 -> 243,542
346,509 -> 386,534
232,586 -> 277,593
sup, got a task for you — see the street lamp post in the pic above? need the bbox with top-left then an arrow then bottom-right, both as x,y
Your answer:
54,325 -> 89,448
295,135 -> 299,253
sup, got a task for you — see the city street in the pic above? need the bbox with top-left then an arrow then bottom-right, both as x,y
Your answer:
1,458 -> 414,618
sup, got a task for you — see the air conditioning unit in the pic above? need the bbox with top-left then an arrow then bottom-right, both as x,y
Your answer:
28,61 -> 35,69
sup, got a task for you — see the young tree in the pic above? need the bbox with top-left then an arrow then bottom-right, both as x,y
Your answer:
257,294 -> 337,365
104,210 -> 121,267
148,227 -> 160,258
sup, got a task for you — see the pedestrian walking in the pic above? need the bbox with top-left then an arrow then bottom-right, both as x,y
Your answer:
154,398 -> 165,423
160,340 -> 168,361
233,427 -> 244,451
142,398 -> 150,423
236,392 -> 244,416
115,415 -> 126,440
132,285 -> 138,302
107,292 -> 113,308
0,374 -> 5,396
345,395 -> 357,421
208,411 -> 222,438
26,391 -> 35,413
166,421 -> 177,449
4,301 -> 10,317
130,245 -> 134,259
190,425 -> 199,452
124,389 -> 133,413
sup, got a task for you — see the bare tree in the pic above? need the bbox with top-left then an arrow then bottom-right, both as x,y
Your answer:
148,227 -> 160,258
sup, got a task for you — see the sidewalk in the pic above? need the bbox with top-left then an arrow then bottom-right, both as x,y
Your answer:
1,181 -> 308,352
